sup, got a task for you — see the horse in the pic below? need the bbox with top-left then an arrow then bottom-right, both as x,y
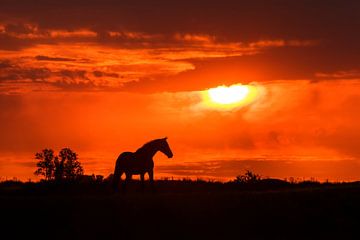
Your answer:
113,137 -> 173,191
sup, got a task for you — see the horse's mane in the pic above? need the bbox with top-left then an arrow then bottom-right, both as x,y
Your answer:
136,138 -> 163,153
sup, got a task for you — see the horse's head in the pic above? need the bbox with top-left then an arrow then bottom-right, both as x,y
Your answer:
158,137 -> 173,158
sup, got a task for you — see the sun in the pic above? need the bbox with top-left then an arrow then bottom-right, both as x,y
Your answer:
208,85 -> 249,104
203,84 -> 258,109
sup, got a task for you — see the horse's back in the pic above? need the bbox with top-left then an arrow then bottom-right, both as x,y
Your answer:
117,151 -> 133,162
118,151 -> 132,158
116,151 -> 134,168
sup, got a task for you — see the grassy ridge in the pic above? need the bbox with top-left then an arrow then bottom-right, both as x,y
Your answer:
1,180 -> 360,239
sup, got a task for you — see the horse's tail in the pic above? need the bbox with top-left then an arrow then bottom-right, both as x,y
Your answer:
112,157 -> 121,191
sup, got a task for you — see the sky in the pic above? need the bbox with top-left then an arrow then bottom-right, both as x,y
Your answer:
1,0 -> 360,181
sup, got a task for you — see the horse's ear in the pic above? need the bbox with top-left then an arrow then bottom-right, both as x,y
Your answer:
163,137 -> 168,140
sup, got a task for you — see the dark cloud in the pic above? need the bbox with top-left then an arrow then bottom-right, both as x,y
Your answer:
52,80 -> 109,92
0,62 -> 117,92
0,60 -> 12,69
35,55 -> 75,62
58,69 -> 88,80
1,1 -> 359,45
4,23 -> 34,34
93,70 -> 119,78
0,66 -> 51,82
0,33 -> 34,50
1,0 -> 359,39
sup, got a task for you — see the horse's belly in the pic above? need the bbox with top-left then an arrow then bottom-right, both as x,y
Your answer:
117,153 -> 153,174
119,161 -> 151,173
129,164 -> 151,174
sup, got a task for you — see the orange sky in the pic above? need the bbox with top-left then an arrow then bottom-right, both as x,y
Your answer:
1,0 -> 360,181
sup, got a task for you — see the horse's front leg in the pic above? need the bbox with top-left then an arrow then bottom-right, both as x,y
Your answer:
140,173 -> 145,191
148,169 -> 154,183
148,169 -> 156,192
113,171 -> 123,192
123,173 -> 132,192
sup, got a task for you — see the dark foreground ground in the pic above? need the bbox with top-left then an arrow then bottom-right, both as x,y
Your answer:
1,180 -> 360,240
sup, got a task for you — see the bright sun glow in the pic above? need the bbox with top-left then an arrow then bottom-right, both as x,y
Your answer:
208,85 -> 249,104
202,84 -> 259,110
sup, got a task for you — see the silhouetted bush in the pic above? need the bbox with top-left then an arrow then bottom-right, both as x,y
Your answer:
235,170 -> 261,184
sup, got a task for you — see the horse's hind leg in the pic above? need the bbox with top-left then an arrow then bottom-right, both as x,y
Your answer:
140,173 -> 145,191
148,170 -> 154,184
113,171 -> 123,192
123,173 -> 132,192
148,170 -> 156,192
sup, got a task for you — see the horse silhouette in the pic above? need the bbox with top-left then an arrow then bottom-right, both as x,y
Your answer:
113,137 -> 173,191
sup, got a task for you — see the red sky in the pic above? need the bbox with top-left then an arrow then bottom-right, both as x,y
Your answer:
1,0 -> 360,181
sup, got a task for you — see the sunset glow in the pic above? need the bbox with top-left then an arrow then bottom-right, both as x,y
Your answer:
202,84 -> 260,110
208,85 -> 249,104
0,0 -> 360,182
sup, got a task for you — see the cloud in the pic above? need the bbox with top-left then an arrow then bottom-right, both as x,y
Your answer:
0,33 -> 34,50
93,71 -> 119,78
35,55 -> 75,62
0,66 -> 51,81
4,23 -> 36,34
0,1 -> 358,94
0,34 -> 320,94
0,59 -> 117,93
1,0 -> 358,39
0,60 -> 12,69
4,1 -> 356,93
315,70 -> 360,80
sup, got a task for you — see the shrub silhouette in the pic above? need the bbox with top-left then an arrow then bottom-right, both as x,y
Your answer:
235,170 -> 261,184
34,148 -> 83,182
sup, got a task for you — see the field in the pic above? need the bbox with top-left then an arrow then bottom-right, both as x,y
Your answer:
1,179 -> 360,240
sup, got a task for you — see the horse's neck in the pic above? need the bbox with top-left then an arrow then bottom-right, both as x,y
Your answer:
136,144 -> 159,159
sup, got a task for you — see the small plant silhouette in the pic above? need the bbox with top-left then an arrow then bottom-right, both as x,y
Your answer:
235,170 -> 261,184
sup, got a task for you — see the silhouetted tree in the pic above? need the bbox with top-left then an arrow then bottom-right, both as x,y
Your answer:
59,148 -> 83,180
34,149 -> 55,181
34,148 -> 83,182
54,155 -> 64,182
